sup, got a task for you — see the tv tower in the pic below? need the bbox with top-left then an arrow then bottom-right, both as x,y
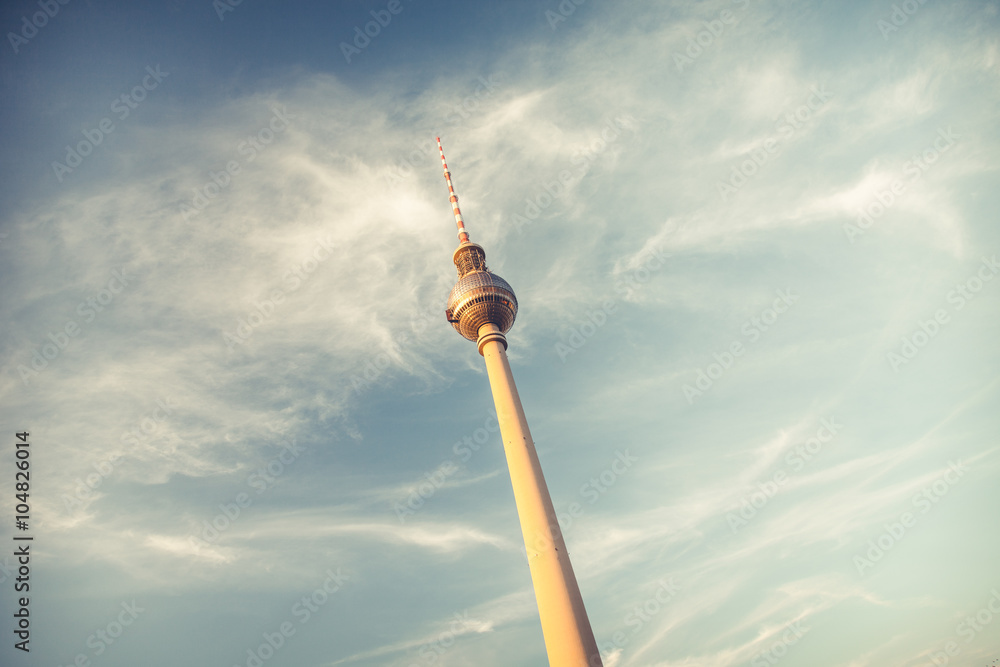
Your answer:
437,137 -> 603,667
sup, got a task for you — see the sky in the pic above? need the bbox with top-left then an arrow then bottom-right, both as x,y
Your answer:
1,0 -> 999,666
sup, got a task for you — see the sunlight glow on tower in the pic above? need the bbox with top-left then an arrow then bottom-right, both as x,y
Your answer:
437,137 -> 603,667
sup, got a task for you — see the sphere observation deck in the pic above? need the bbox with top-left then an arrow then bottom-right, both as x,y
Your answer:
446,242 -> 518,342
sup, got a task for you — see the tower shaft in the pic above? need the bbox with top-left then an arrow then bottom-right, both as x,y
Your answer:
479,323 -> 602,667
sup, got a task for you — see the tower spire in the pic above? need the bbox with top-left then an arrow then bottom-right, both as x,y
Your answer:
436,137 -> 470,244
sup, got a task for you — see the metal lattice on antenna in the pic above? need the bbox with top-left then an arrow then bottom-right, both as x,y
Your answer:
436,137 -> 470,244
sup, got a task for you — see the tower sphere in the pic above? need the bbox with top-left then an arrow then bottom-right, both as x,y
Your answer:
435,137 -> 518,344
446,269 -> 518,342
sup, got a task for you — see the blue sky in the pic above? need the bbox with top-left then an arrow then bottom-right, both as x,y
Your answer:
1,1 -> 999,666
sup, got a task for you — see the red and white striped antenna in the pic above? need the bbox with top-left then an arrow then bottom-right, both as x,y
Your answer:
436,137 -> 470,244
